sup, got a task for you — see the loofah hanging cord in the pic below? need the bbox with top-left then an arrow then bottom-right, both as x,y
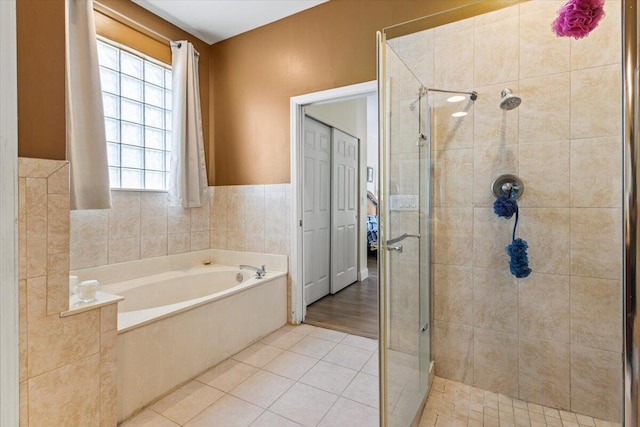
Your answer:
493,191 -> 532,278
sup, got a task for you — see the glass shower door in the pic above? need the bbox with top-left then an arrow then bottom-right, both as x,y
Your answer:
379,34 -> 432,427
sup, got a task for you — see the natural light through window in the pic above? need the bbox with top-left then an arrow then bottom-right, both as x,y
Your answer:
97,39 -> 172,190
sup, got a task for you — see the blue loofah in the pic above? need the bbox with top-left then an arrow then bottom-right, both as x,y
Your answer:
494,193 -> 532,278
506,238 -> 532,278
493,195 -> 518,219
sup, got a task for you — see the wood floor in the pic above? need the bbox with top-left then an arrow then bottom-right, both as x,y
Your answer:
304,254 -> 378,339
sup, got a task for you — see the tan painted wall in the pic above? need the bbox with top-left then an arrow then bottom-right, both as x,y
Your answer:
17,0 -> 66,161
210,0 -> 479,185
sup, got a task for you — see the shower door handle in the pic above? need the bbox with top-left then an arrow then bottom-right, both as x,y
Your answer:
386,233 -> 420,246
387,245 -> 403,253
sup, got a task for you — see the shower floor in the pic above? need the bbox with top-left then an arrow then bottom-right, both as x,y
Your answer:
419,376 -> 621,427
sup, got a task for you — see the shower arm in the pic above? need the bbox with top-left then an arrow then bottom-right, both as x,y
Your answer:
427,87 -> 478,101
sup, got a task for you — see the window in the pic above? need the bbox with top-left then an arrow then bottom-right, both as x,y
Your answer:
97,38 -> 172,190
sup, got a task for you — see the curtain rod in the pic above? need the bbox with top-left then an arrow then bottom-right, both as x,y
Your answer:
94,0 -> 175,45
93,1 -> 199,54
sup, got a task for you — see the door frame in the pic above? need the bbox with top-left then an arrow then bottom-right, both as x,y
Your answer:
0,0 -> 20,425
290,80 -> 376,323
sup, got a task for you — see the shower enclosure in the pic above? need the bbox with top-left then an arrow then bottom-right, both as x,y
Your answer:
378,1 -> 629,425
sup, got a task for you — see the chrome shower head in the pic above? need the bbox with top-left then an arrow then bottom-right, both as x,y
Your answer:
500,88 -> 521,110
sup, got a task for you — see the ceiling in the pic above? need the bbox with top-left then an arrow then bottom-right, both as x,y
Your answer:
131,0 -> 329,44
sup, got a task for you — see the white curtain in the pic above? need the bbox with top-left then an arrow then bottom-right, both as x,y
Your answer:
65,0 -> 111,209
169,41 -> 208,208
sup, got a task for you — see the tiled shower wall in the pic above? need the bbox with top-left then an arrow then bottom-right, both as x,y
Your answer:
392,0 -> 622,421
70,184 -> 291,270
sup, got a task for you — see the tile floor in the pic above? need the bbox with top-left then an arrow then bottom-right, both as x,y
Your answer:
121,324 -> 379,427
120,325 -> 621,427
418,376 -> 621,427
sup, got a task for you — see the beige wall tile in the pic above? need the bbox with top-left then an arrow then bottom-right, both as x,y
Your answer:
433,208 -> 473,267
27,309 -> 100,378
71,239 -> 108,270
226,192 -> 246,233
26,276 -> 47,321
168,233 -> 190,255
571,0 -> 621,70
570,136 -> 622,208
473,268 -> 518,333
47,252 -> 70,315
109,238 -> 141,264
100,304 -> 118,334
433,320 -> 474,385
210,230 -> 228,250
47,164 -> 69,195
519,337 -> 570,409
473,144 -> 518,207
19,177 -> 26,280
191,203 -> 211,232
433,264 -> 473,325
570,208 -> 622,280
108,191 -> 141,240
226,231 -> 245,252
474,328 -> 518,396
141,235 -> 168,259
26,178 -> 47,278
18,158 -> 67,179
570,276 -> 621,352
517,208 -> 570,275
571,64 -> 621,139
245,233 -> 265,254
211,187 -> 228,232
473,209 -> 514,270
519,1 -> 570,79
570,345 -> 622,422
140,192 -> 168,236
519,74 -> 570,143
47,193 -> 70,255
474,12 -> 519,86
265,193 -> 289,236
19,381 -> 28,427
168,205 -> 191,234
191,231 -> 210,251
518,141 -> 570,208
71,209 -> 108,243
101,330 -> 118,427
28,354 -> 101,427
519,273 -> 570,343
19,280 -> 27,382
432,105 -> 474,151
264,234 -> 290,256
434,17 -> 474,89
397,29 -> 434,88
473,83 -> 519,149
433,149 -> 473,207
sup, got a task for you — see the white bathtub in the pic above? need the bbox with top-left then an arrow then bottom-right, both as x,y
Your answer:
72,249 -> 288,422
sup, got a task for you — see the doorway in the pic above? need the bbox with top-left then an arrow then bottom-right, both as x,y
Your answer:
290,81 -> 378,339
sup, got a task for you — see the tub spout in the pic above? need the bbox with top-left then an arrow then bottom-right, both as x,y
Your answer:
239,264 -> 266,279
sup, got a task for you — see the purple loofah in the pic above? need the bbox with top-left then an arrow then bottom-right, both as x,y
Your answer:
552,0 -> 606,39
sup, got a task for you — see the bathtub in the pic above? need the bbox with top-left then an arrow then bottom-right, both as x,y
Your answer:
72,249 -> 288,422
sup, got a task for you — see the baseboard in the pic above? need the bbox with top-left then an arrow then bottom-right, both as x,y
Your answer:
358,268 -> 369,281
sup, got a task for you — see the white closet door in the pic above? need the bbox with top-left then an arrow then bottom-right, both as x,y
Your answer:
331,128 -> 358,294
303,116 -> 331,305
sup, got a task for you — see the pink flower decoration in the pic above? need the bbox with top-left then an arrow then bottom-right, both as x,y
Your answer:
552,0 -> 606,39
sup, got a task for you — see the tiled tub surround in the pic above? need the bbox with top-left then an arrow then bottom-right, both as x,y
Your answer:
18,158 -> 119,426
73,250 -> 288,421
391,0 -> 622,421
70,184 -> 291,271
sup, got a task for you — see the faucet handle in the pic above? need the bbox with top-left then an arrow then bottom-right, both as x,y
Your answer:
261,265 -> 266,273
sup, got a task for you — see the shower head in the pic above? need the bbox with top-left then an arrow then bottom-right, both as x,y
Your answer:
500,88 -> 521,110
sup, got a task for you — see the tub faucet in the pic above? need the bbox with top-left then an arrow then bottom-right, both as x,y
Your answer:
240,264 -> 266,279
